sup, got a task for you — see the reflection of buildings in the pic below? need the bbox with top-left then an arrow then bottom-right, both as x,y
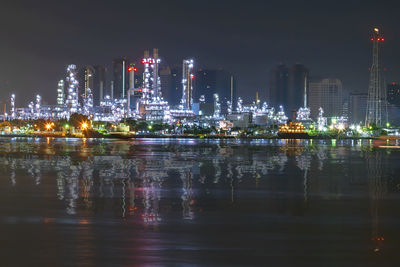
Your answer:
0,139 -> 302,218
366,151 -> 387,253
180,170 -> 194,220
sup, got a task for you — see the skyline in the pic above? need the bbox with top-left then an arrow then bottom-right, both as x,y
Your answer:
1,0 -> 400,106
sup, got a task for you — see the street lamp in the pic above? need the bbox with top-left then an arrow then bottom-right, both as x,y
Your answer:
45,123 -> 52,131
81,122 -> 88,130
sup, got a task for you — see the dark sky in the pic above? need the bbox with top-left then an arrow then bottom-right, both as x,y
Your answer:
1,0 -> 400,106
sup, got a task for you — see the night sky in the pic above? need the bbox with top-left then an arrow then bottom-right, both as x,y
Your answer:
1,0 -> 400,106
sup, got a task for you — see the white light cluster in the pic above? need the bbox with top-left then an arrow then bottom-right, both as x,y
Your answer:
317,107 -> 327,131
237,97 -> 243,113
10,94 -> 15,120
296,107 -> 311,121
82,87 -> 93,117
275,105 -> 288,124
213,93 -> 221,119
57,80 -> 65,106
65,64 -> 79,116
35,95 -> 41,119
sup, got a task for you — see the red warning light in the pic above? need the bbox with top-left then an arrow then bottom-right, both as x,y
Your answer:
128,67 -> 134,72
370,38 -> 374,41
381,38 -> 385,42
377,38 -> 381,41
148,60 -> 153,64
134,68 -> 138,72
141,59 -> 145,64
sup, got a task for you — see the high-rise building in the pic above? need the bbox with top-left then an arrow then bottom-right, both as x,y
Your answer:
194,70 -> 216,103
308,78 -> 343,119
93,65 -> 106,106
160,67 -> 183,106
269,64 -> 289,109
365,27 -> 387,126
269,64 -> 308,113
112,58 -> 129,99
194,69 -> 236,108
182,59 -> 194,110
159,66 -> 176,104
288,64 -> 308,112
349,93 -> 368,124
387,82 -> 400,107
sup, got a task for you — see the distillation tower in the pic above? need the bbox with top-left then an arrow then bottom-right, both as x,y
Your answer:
10,94 -> 15,119
181,59 -> 194,110
141,49 -> 161,101
139,49 -> 169,121
365,27 -> 387,126
57,80 -> 65,106
65,64 -> 79,115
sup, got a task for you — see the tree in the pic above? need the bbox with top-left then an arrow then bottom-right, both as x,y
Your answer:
69,113 -> 89,129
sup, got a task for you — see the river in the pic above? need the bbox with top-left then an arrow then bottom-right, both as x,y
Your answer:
0,137 -> 399,266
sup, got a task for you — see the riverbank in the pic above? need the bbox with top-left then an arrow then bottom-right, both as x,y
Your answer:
0,133 -> 381,140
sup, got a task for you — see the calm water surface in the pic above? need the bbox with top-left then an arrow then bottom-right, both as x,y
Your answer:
0,137 -> 400,266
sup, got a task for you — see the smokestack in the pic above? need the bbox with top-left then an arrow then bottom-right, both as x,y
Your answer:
303,74 -> 307,108
100,81 -> 104,102
111,81 -> 114,100
129,68 -> 135,90
153,48 -> 160,98
153,48 -> 158,60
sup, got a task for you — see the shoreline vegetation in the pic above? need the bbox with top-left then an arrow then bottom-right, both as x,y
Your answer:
0,132 -> 379,140
1,115 -> 397,140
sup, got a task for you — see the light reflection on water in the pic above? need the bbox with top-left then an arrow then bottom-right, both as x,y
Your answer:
0,137 -> 400,266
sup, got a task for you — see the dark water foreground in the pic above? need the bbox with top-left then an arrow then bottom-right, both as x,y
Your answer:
0,137 -> 400,266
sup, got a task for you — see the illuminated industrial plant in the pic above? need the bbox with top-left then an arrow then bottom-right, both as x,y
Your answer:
4,38 -> 395,139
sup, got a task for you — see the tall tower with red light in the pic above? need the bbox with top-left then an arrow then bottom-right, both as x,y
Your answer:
182,59 -> 194,110
365,27 -> 387,126
128,64 -> 137,90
